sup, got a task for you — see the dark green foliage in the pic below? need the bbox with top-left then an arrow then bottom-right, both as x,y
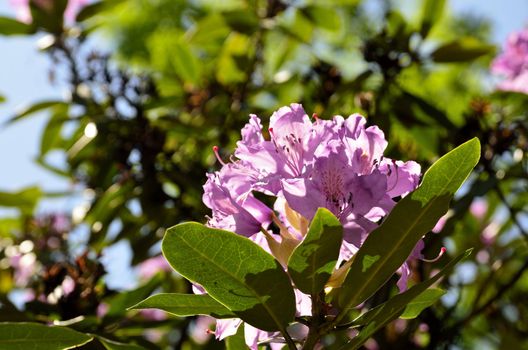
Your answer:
0,0 -> 527,349
162,223 -> 296,332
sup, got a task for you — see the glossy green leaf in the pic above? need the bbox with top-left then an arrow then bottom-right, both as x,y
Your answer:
162,222 -> 296,332
345,250 -> 471,349
0,17 -> 36,36
0,322 -> 93,350
337,138 -> 480,316
288,208 -> 342,295
129,293 -> 236,318
400,288 -> 446,319
431,38 -> 495,63
420,0 -> 446,37
97,336 -> 146,350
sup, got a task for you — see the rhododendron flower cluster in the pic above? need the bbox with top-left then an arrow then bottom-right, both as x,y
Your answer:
491,28 -> 528,95
201,104 -> 423,348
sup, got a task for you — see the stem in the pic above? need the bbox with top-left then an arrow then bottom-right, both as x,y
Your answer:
281,327 -> 297,350
301,292 -> 326,350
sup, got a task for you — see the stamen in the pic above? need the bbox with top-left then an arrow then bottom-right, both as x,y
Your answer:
212,146 -> 226,166
312,113 -> 319,121
422,247 -> 447,262
386,160 -> 400,193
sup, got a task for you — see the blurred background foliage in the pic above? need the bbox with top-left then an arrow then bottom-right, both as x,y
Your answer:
0,0 -> 527,349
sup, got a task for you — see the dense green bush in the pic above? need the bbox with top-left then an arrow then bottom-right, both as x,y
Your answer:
0,0 -> 526,349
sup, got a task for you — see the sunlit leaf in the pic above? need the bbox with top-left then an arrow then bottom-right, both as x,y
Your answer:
277,8 -> 314,43
0,186 -> 42,215
420,0 -> 446,37
336,138 -> 480,315
0,323 -> 93,350
0,17 -> 36,36
97,336 -> 146,350
400,288 -> 446,319
345,250 -> 471,349
288,208 -> 343,295
76,0 -> 127,22
162,223 -> 296,332
6,100 -> 67,125
129,293 -> 236,318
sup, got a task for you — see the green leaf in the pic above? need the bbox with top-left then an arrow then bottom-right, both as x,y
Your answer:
277,8 -> 314,43
400,288 -> 446,319
0,17 -> 36,36
0,94 -> 5,103
171,39 -> 200,85
162,222 -> 296,332
129,293 -> 236,319
6,100 -> 67,125
304,6 -> 342,32
0,186 -> 42,215
419,0 -> 446,37
345,250 -> 471,350
431,38 -> 495,63
97,336 -> 146,350
222,10 -> 259,34
336,138 -> 480,315
216,33 -> 252,85
75,0 -> 127,22
288,208 -> 343,295
0,322 -> 93,350
40,105 -> 68,156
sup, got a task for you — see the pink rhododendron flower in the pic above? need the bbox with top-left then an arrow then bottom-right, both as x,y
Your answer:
201,104 -> 423,347
9,0 -> 90,25
491,28 -> 528,95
